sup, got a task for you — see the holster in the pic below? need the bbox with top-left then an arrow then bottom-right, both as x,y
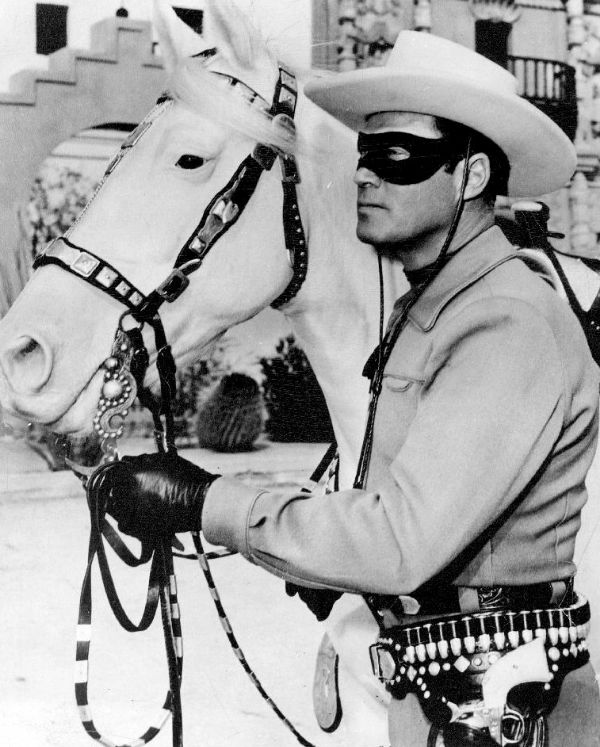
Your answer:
369,592 -> 591,745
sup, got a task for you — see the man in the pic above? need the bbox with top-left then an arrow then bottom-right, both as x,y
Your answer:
103,32 -> 600,745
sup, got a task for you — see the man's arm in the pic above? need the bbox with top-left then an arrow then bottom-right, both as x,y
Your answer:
203,297 -> 570,594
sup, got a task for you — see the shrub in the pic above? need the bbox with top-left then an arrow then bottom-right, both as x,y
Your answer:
260,335 -> 334,442
26,165 -> 99,257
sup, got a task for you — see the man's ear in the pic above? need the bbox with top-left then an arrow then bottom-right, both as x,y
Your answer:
457,152 -> 491,201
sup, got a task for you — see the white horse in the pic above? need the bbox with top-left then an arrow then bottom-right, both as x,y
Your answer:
0,2 -> 598,745
0,2 -> 404,744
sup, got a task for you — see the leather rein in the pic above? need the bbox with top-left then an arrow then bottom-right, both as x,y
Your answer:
31,64 -> 326,747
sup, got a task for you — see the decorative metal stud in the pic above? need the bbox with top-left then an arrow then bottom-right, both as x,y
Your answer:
548,647 -> 560,661
102,380 -> 124,400
97,267 -> 119,288
454,656 -> 470,673
72,253 -> 100,277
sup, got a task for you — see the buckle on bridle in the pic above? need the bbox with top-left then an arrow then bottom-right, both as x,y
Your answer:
155,269 -> 190,303
280,154 -> 300,183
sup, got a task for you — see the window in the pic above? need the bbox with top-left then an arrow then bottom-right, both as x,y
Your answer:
36,3 -> 68,56
173,7 -> 204,35
475,20 -> 511,69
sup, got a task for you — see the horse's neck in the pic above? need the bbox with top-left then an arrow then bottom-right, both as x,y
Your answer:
282,102 -> 408,486
284,299 -> 375,489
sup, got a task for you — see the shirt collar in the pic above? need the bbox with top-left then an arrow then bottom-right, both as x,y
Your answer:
405,225 -> 517,332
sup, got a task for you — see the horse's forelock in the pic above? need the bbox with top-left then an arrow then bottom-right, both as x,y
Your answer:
168,58 -> 298,156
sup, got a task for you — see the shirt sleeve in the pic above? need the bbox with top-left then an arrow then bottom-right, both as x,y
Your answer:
202,297 -> 566,594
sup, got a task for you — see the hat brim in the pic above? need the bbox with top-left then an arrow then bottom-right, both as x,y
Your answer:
305,68 -> 576,198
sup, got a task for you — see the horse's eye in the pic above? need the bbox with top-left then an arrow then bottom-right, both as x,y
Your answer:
175,154 -> 205,170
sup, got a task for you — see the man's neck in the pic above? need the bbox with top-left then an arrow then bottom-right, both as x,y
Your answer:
396,207 -> 495,272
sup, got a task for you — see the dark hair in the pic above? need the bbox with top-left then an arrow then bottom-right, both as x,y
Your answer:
435,117 -> 510,204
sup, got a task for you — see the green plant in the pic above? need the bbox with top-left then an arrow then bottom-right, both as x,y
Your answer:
26,164 -> 99,257
260,335 -> 334,442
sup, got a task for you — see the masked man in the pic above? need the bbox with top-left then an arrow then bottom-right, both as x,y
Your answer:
103,32 -> 600,746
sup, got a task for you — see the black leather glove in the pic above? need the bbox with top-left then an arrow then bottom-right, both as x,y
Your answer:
103,452 -> 220,540
285,582 -> 342,622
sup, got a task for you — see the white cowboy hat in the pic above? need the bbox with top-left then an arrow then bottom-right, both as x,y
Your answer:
304,31 -> 576,197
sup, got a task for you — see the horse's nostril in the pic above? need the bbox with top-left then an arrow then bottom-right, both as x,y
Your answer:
0,334 -> 53,394
17,338 -> 40,357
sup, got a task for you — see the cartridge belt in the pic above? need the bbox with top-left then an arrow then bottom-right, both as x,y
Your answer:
370,593 -> 590,700
368,579 -> 574,619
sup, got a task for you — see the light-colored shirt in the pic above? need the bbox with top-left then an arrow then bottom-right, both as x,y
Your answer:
202,226 -> 599,595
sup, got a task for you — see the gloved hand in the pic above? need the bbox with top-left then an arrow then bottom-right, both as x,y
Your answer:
101,452 -> 220,540
285,582 -> 342,622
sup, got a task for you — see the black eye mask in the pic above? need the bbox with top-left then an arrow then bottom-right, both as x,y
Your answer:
357,131 -> 460,185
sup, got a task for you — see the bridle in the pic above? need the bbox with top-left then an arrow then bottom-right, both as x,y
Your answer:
30,62 -> 328,747
32,57 -> 309,461
34,63 -> 308,326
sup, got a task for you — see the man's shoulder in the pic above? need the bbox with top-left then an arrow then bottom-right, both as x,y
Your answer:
477,250 -> 580,326
436,254 -> 597,377
416,250 -> 565,334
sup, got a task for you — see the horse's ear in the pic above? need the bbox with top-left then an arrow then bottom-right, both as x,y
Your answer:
204,0 -> 268,70
153,0 -> 211,74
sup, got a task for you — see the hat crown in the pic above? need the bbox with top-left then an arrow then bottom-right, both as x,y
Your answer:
387,30 -> 518,97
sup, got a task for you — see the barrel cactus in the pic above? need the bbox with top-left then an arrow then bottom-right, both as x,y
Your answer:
196,373 -> 264,451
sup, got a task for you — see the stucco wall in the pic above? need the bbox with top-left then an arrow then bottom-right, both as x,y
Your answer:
431,1 -> 475,48
0,18 -> 166,271
511,6 -> 567,62
0,0 -> 312,90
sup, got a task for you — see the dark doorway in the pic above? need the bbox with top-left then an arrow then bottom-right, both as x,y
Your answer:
475,20 -> 511,68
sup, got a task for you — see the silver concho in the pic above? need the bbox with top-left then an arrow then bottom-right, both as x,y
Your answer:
92,328 -> 138,451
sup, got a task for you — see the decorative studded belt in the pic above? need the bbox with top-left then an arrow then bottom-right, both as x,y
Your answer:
370,592 -> 590,702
